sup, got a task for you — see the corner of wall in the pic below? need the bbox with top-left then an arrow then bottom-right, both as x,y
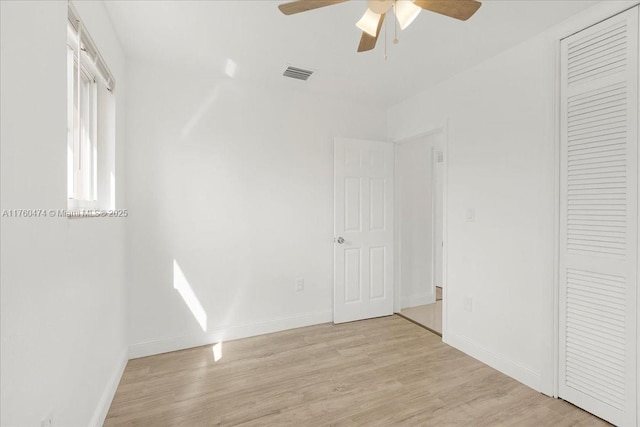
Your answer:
89,348 -> 129,427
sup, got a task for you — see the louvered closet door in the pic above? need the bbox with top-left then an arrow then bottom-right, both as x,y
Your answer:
559,7 -> 639,426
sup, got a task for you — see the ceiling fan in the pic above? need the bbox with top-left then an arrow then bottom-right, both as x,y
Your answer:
278,0 -> 482,52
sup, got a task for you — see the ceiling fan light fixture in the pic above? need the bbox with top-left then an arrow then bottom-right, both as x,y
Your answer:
356,9 -> 382,37
277,0 -> 483,53
394,0 -> 421,30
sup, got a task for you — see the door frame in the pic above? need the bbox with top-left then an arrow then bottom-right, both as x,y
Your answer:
393,123 -> 450,339
549,0 -> 640,400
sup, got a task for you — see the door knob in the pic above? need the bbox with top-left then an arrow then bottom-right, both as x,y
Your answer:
336,237 -> 345,244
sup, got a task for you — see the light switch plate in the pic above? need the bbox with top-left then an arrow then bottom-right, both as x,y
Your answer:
466,208 -> 475,222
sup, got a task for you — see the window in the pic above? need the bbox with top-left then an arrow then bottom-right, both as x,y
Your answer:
67,43 -> 97,204
67,5 -> 116,212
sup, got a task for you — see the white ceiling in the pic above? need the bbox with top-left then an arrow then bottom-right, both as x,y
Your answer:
104,0 -> 598,106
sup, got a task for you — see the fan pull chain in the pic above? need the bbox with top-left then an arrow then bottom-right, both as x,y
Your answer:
393,1 -> 399,44
384,12 -> 388,60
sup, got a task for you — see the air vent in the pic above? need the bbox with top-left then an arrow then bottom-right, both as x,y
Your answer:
283,66 -> 314,81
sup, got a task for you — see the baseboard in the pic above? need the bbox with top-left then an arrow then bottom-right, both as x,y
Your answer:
89,348 -> 128,427
401,293 -> 434,309
446,331 -> 541,392
128,310 -> 333,359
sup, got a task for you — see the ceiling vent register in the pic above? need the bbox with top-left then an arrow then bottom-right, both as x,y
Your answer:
283,66 -> 314,80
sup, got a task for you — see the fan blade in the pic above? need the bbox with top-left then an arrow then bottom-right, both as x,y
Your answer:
278,0 -> 349,15
413,0 -> 481,21
357,13 -> 386,52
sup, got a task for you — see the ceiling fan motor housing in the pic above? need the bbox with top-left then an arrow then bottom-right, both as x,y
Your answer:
368,0 -> 394,14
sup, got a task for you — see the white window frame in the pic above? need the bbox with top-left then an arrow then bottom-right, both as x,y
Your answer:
67,38 -> 98,209
66,4 -> 116,215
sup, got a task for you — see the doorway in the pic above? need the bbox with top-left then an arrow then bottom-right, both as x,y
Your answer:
395,129 -> 445,335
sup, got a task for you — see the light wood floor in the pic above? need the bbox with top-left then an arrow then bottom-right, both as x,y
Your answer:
106,316 -> 608,426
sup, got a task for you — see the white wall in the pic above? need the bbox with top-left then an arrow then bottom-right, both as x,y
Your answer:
0,1 -> 128,426
126,61 -> 387,357
396,133 -> 443,308
388,0 -> 639,395
390,15 -> 552,395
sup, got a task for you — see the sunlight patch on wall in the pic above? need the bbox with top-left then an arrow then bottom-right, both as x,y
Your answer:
224,58 -> 237,78
173,259 -> 207,331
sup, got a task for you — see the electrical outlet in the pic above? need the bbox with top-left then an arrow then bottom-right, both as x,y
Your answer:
296,278 -> 304,292
41,411 -> 53,427
463,296 -> 473,312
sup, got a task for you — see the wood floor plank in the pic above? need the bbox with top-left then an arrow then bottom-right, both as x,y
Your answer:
105,315 -> 609,426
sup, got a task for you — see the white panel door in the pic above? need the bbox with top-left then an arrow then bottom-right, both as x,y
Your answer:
559,7 -> 639,426
334,137 -> 394,323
